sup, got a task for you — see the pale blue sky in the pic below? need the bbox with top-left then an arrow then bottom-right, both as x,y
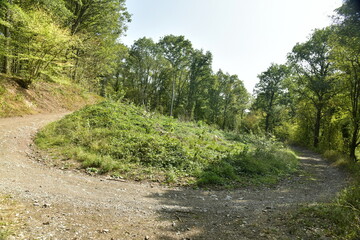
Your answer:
121,0 -> 343,92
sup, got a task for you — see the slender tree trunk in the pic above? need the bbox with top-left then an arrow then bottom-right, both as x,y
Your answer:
222,99 -> 229,130
72,49 -> 80,81
187,81 -> 196,120
3,0 -> 12,74
100,76 -> 106,97
170,75 -> 176,117
313,107 -> 322,148
265,113 -> 271,133
349,122 -> 359,161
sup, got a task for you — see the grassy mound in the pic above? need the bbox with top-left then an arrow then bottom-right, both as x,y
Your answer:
35,101 -> 298,186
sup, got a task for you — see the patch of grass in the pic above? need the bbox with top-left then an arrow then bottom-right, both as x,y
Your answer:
323,149 -> 360,174
35,101 -> 298,187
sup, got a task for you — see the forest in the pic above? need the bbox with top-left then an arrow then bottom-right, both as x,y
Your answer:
1,0 -> 360,239
1,0 -> 360,163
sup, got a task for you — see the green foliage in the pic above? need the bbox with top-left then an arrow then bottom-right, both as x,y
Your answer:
14,9 -> 75,85
287,28 -> 337,148
35,101 -> 298,186
0,0 -> 130,90
115,35 -> 250,131
253,63 -> 290,133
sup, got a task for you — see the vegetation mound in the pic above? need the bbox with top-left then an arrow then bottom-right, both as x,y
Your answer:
35,101 -> 298,186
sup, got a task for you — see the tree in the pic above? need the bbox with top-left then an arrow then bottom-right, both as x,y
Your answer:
0,0 -> 130,90
288,28 -> 336,148
63,0 -> 130,87
331,0 -> 360,161
0,0 -> 12,74
216,71 -> 249,130
114,34 -> 249,131
158,35 -> 193,116
186,49 -> 213,120
0,2 -> 76,88
254,63 -> 289,133
124,37 -> 161,107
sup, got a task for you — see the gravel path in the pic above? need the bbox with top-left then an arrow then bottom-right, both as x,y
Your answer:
0,113 -> 348,239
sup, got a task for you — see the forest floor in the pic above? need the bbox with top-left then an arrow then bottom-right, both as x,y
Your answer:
0,112 -> 348,240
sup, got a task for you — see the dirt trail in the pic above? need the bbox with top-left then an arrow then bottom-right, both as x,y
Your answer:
0,113 -> 348,239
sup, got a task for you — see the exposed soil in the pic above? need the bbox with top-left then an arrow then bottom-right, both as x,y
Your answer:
0,113 -> 348,240
0,77 -> 101,117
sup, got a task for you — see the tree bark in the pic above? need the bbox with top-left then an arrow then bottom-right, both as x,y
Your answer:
313,107 -> 322,148
349,122 -> 359,161
222,98 -> 229,130
265,113 -> 271,133
170,75 -> 176,117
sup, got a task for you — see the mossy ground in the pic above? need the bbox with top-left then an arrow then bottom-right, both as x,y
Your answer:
35,101 -> 298,187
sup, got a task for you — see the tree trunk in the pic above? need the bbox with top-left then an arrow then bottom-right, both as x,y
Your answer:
100,77 -> 106,97
265,113 -> 271,133
222,100 -> 229,130
349,122 -> 359,161
170,75 -> 176,117
313,107 -> 322,148
187,81 -> 196,120
72,49 -> 80,81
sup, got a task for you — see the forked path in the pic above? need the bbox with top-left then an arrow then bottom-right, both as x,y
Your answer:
0,113 -> 348,239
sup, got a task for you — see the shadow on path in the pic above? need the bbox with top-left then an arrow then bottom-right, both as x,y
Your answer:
148,147 -> 348,239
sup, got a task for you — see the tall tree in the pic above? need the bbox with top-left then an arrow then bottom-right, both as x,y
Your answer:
186,49 -> 213,120
331,0 -> 360,161
217,71 -> 248,130
64,0 -> 130,86
158,35 -> 192,116
125,37 -> 162,107
1,0 -> 12,74
254,63 -> 289,133
288,28 -> 336,148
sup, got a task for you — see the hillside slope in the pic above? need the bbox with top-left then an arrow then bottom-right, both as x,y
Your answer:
0,75 -> 102,117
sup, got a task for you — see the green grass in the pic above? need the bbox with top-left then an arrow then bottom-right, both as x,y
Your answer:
35,101 -> 298,187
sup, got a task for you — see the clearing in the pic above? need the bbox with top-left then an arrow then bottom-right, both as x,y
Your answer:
0,112 -> 347,239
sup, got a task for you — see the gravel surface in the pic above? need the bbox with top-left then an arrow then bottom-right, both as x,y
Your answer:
0,113 -> 348,239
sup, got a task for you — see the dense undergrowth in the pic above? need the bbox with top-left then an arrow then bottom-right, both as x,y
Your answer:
290,151 -> 360,239
35,101 -> 298,187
